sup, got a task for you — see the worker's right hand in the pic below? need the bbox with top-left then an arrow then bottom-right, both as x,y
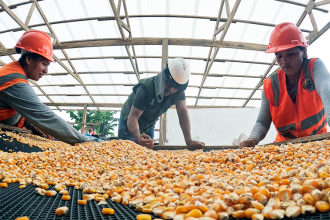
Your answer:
137,134 -> 154,149
239,139 -> 257,148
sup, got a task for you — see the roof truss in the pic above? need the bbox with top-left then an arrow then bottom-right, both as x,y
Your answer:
0,0 -> 329,111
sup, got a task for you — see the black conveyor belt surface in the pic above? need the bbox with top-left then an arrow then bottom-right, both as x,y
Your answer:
0,132 -> 42,153
1,183 -> 330,220
0,183 -> 158,220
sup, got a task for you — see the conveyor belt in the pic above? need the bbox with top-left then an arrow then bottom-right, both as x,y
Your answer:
1,183 -> 330,220
2,135 -> 330,220
0,132 -> 42,153
0,183 -> 158,220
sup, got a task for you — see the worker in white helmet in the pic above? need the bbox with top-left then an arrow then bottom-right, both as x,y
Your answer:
119,58 -> 205,149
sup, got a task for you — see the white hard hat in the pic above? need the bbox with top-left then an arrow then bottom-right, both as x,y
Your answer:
165,58 -> 191,91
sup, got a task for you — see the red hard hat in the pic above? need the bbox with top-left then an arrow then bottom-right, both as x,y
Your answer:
266,22 -> 308,53
15,30 -> 54,62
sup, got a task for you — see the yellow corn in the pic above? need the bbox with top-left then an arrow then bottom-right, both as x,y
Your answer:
252,214 -> 264,220
315,201 -> 330,212
1,131 -> 330,220
46,190 -> 57,197
301,205 -> 316,215
55,206 -> 68,216
268,209 -> 285,219
62,195 -> 71,201
217,212 -> 229,220
232,210 -> 246,218
102,208 -> 114,215
0,183 -> 8,188
15,217 -> 29,220
285,205 -> 301,218
245,208 -> 260,219
136,214 -> 152,220
78,200 -> 87,205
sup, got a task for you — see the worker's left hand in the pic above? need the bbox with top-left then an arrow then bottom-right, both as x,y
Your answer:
189,141 -> 205,148
45,134 -> 54,141
32,126 -> 54,141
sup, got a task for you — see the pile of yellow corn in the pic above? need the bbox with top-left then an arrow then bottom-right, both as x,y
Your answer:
1,130 -> 330,220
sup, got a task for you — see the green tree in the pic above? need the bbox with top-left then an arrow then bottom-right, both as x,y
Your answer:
67,111 -> 119,136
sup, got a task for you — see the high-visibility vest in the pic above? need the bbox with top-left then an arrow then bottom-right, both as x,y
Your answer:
264,58 -> 327,142
84,130 -> 96,135
0,61 -> 29,128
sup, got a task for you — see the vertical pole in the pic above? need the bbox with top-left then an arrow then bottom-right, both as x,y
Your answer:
81,104 -> 87,134
159,39 -> 168,145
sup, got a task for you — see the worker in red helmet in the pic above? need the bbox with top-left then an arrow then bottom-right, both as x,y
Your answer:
240,22 -> 330,148
0,30 -> 89,144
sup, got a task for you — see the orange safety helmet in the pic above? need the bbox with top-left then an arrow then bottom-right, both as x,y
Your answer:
15,30 -> 54,62
266,22 -> 308,53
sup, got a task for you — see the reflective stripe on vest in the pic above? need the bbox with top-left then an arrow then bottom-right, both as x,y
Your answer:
264,58 -> 327,142
270,74 -> 280,107
301,108 -> 324,131
0,62 -> 28,127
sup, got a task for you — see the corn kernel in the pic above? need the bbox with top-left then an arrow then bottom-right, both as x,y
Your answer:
102,208 -> 114,215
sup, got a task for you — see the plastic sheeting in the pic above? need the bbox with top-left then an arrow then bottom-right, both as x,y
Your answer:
166,108 -> 330,146
166,108 -> 277,146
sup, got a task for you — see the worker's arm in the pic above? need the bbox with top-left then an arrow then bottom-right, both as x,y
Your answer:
0,83 -> 89,144
175,100 -> 205,148
127,85 -> 154,148
240,88 -> 272,148
127,106 -> 154,149
313,59 -> 330,126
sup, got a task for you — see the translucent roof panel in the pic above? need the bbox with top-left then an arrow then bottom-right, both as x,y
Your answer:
185,87 -> 199,97
137,58 -> 162,72
86,86 -> 133,94
79,73 -> 138,85
246,100 -> 262,108
93,96 -> 128,104
0,0 -> 329,111
99,107 -> 122,111
134,46 -> 162,56
37,75 -> 80,85
186,98 -> 196,106
40,86 -> 87,95
38,96 -> 51,103
50,96 -> 93,103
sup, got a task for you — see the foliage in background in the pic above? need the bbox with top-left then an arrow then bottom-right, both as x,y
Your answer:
67,111 -> 119,136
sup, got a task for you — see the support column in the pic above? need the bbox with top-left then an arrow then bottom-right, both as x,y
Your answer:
81,104 -> 87,134
159,39 -> 168,145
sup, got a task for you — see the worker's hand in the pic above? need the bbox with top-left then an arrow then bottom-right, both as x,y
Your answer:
137,134 -> 154,149
32,126 -> 54,141
240,139 -> 257,148
188,140 -> 205,148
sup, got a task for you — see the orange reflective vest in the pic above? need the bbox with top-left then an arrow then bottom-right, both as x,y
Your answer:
0,61 -> 29,128
264,58 -> 327,142
84,130 -> 96,135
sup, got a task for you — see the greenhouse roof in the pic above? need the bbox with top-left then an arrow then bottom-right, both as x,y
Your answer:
0,0 -> 329,112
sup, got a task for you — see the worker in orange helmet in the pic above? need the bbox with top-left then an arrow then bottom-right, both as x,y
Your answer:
240,22 -> 330,148
0,30 -> 89,144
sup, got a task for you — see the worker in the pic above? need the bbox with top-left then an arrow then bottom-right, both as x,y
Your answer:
119,58 -> 205,149
84,125 -> 96,135
0,30 -> 89,145
240,22 -> 330,148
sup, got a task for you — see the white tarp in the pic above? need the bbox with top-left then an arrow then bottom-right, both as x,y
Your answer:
166,108 -> 277,146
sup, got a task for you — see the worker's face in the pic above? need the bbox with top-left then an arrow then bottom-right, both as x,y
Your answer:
25,56 -> 50,81
88,126 -> 93,131
164,82 -> 178,96
275,47 -> 307,77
